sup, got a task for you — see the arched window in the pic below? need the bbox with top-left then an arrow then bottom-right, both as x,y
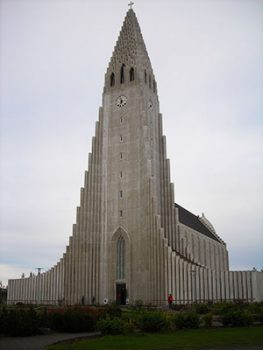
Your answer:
120,64 -> 125,84
149,75 -> 152,89
117,236 -> 125,279
110,72 -> 115,87
144,70 -> 147,84
129,67 -> 134,81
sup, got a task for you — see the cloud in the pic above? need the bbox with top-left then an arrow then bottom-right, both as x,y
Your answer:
0,264 -> 34,286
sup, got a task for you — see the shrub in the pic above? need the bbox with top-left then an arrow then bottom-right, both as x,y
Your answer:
97,317 -> 125,335
257,307 -> 263,324
0,307 -> 8,334
172,311 -> 200,329
134,299 -> 144,307
0,307 -> 39,336
37,308 -> 49,328
137,311 -> 167,332
171,304 -> 188,311
247,303 -> 263,318
203,312 -> 213,328
222,310 -> 252,327
104,304 -> 122,318
193,303 -> 211,315
49,308 -> 95,332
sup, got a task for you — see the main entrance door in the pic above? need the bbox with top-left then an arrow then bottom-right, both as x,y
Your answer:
116,283 -> 126,305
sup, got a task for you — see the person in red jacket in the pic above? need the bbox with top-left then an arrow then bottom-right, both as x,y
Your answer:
168,293 -> 173,308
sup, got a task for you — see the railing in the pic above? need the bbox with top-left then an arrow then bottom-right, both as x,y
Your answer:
152,298 -> 255,306
7,297 -> 255,306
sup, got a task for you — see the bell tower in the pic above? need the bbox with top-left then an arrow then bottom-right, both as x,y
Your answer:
99,8 -> 166,303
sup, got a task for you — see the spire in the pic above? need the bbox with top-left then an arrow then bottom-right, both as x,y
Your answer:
104,8 -> 157,94
107,9 -> 152,73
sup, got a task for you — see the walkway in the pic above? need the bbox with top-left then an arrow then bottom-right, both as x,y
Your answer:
0,332 -> 100,350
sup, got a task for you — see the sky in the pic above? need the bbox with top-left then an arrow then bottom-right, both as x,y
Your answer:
0,0 -> 262,286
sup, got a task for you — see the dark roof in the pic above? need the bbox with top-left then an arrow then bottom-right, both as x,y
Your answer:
174,203 -> 220,243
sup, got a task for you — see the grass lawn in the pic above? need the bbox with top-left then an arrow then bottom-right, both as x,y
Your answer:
48,326 -> 263,350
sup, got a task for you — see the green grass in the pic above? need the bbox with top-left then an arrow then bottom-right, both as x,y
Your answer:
48,326 -> 263,350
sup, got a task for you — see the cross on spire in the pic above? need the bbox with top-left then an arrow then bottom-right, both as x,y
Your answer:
128,1 -> 134,9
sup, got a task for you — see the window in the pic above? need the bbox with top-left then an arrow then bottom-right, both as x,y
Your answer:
153,80 -> 156,93
120,64 -> 125,84
120,152 -> 123,159
110,72 -> 115,87
144,69 -> 147,84
120,210 -> 123,217
149,75 -> 152,89
120,171 -> 123,178
120,135 -> 123,142
120,117 -> 123,124
120,190 -> 123,198
116,236 -> 125,279
129,67 -> 134,81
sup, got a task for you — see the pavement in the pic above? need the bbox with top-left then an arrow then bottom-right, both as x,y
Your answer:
0,334 -> 262,350
0,332 -> 100,350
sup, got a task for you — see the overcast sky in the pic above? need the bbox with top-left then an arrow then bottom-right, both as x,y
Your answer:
1,0 -> 262,286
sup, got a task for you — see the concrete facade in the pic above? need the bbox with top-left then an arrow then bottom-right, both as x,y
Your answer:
7,9 -> 263,305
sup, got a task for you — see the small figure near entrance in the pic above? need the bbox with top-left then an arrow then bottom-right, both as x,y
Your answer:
168,293 -> 173,308
116,283 -> 127,305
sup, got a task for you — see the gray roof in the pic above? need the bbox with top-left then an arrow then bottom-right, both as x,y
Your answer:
174,203 -> 221,243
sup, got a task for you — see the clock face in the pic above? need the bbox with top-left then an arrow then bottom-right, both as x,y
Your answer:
116,95 -> 127,107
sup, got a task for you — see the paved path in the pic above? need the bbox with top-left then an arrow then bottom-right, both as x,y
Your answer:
0,332 -> 100,350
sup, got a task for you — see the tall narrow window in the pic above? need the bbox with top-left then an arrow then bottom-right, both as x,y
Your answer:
120,152 -> 123,159
120,116 -> 123,124
120,135 -> 123,142
129,67 -> 134,81
120,190 -> 123,198
120,171 -> 122,178
153,80 -> 156,93
144,69 -> 147,84
117,236 -> 125,279
149,75 -> 152,89
120,64 -> 125,84
110,72 -> 115,87
120,210 -> 123,217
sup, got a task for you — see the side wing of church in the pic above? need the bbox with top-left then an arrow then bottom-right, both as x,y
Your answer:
7,9 -> 263,305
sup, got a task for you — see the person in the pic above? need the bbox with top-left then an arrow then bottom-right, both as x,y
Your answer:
168,293 -> 173,308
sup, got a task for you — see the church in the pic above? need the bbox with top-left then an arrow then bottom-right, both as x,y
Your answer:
7,7 -> 263,305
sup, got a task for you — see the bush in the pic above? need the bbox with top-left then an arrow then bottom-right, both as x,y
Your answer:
137,311 -> 167,332
203,312 -> 213,328
104,304 -> 122,318
193,303 -> 211,315
0,307 -> 39,336
49,308 -> 95,332
172,311 -> 200,329
258,307 -> 263,324
134,299 -> 144,307
222,310 -> 252,327
97,317 -> 125,335
171,304 -> 188,311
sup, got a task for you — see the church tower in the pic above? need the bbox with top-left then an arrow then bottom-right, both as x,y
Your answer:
8,7 -> 263,306
64,8 -> 174,304
100,8 -> 170,303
